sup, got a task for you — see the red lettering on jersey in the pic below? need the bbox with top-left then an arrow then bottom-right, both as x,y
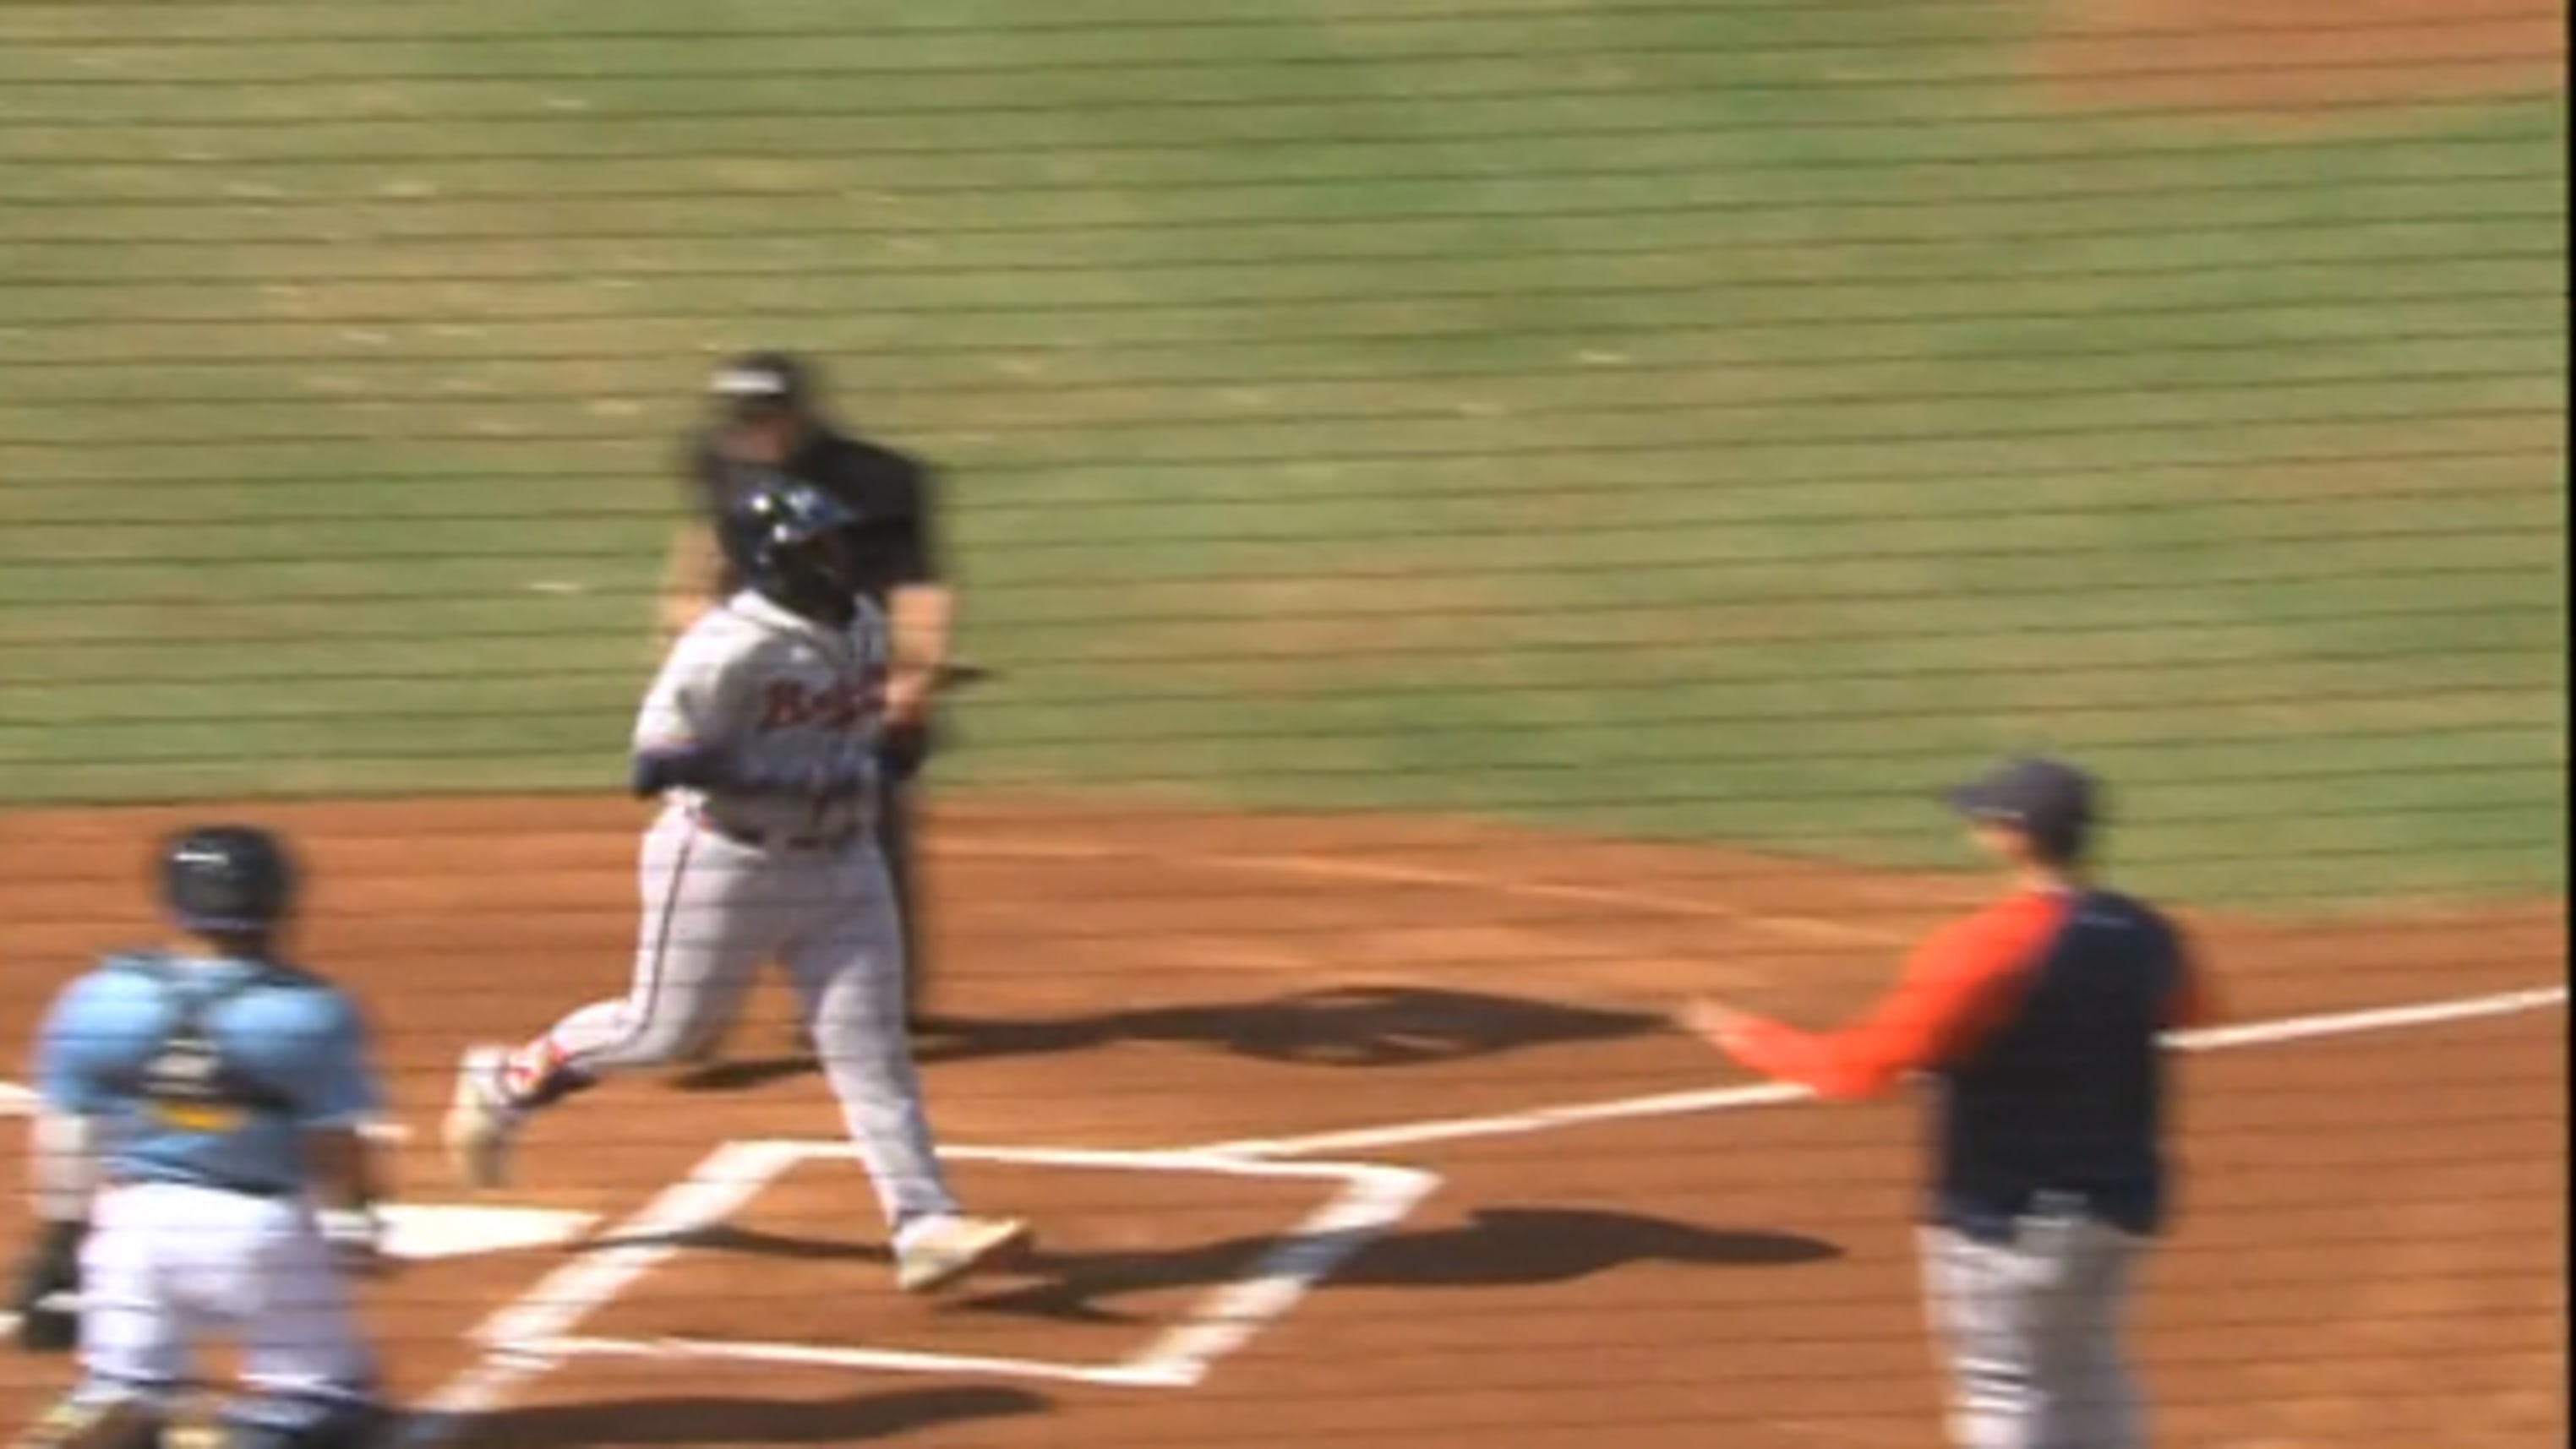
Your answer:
758,680 -> 812,730
756,675 -> 886,733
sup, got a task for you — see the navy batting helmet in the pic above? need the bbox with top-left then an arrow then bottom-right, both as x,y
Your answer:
718,472 -> 865,620
159,825 -> 297,934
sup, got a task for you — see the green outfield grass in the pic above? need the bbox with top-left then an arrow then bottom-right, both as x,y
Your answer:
0,1 -> 2563,907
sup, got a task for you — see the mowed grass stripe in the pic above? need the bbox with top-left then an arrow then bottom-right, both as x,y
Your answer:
0,1 -> 2561,904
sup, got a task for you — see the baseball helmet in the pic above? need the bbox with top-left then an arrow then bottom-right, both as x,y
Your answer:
159,825 -> 297,934
719,472 -> 866,618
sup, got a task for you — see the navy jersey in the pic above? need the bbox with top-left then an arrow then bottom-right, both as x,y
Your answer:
1933,892 -> 2186,1239
1721,887 -> 2210,1239
686,425 -> 939,605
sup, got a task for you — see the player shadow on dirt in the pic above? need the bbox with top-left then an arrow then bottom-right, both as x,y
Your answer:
434,1381 -> 1048,1446
669,983 -> 1668,1092
673,1207 -> 1839,1328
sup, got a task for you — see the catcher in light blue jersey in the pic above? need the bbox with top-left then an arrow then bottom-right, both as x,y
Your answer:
8,826 -> 395,1449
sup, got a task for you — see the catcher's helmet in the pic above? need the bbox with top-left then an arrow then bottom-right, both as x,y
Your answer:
159,825 -> 297,934
719,472 -> 865,621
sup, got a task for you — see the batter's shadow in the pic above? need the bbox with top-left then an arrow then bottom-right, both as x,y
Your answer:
677,1207 -> 1839,1327
669,983 -> 1668,1092
430,1381 -> 1047,1447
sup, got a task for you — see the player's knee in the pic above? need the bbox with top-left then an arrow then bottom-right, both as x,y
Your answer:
627,1013 -> 715,1066
15,1395 -> 165,1449
216,1400 -> 392,1449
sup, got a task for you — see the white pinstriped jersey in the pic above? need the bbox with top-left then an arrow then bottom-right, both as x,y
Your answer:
636,590 -> 887,839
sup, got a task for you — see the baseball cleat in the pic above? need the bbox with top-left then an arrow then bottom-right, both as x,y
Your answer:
441,1046 -> 520,1191
895,1215 -> 1032,1294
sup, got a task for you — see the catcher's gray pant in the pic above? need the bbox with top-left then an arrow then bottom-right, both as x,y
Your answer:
543,805 -> 958,1232
1920,1209 -> 2146,1449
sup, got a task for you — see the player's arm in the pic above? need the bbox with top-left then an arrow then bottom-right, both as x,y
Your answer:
655,517 -> 726,648
303,1128 -> 387,1263
296,1035 -> 390,1220
12,982 -> 111,1351
14,1111 -> 99,1351
883,463 -> 952,727
1685,910 -> 2044,1101
287,994 -> 396,1272
653,437 -> 733,651
25,983 -> 107,1224
632,740 -> 874,801
885,584 -> 952,728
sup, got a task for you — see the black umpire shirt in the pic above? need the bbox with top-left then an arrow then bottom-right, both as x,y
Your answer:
685,423 -> 941,607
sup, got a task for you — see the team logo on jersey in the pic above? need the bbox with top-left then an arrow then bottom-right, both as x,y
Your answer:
757,678 -> 880,732
139,1030 -> 249,1132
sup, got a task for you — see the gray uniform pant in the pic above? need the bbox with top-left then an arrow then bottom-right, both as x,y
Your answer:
546,806 -> 958,1232
1920,1209 -> 2148,1449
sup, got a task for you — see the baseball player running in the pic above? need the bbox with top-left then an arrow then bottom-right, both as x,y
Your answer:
660,351 -> 958,1063
441,472 -> 1027,1294
8,826 -> 394,1449
1686,757 -> 2216,1449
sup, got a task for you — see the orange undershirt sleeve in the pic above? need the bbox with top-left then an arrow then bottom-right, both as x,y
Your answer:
1724,896 -> 2066,1101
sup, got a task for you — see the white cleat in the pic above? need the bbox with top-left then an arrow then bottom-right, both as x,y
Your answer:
895,1215 -> 1033,1294
441,1046 -> 520,1192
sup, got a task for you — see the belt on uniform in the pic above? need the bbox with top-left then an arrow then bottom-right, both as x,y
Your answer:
107,1171 -> 295,1201
692,809 -> 859,853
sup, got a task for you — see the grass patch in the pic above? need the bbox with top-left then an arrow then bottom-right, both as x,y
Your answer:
0,1 -> 2562,906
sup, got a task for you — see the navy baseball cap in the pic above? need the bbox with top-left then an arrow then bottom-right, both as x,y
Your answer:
1945,755 -> 2099,847
709,351 -> 813,415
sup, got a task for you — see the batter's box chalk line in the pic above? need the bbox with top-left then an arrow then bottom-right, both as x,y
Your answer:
488,1142 -> 1440,1396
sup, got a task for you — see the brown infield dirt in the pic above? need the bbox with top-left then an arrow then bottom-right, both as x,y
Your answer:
2034,0 -> 2566,117
0,792 -> 2563,1448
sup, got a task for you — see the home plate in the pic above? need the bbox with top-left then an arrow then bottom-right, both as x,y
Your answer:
379,1203 -> 598,1261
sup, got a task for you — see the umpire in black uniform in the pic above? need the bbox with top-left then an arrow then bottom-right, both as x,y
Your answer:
657,351 -> 956,1055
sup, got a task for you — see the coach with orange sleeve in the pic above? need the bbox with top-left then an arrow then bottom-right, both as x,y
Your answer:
1686,756 -> 2215,1449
